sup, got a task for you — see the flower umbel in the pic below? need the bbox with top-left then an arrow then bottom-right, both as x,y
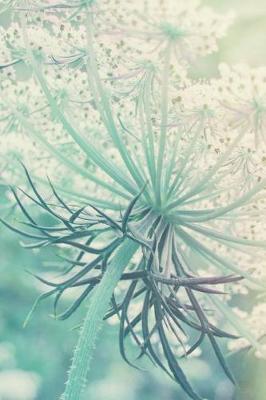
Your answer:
0,1 -> 266,400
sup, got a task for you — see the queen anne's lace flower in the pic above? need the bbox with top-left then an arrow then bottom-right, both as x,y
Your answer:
0,1 -> 265,399
215,63 -> 266,147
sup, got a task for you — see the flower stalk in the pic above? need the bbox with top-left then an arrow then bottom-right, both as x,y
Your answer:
61,239 -> 138,400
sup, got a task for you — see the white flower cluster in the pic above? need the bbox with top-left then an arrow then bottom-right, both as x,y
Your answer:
228,303 -> 266,358
0,0 -> 265,359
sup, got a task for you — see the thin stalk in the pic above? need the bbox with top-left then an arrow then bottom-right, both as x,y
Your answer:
170,178 -> 266,220
166,120 -> 203,202
61,239 -> 138,400
169,129 -> 245,208
161,130 -> 181,204
156,41 -> 171,206
2,97 -> 129,200
138,106 -> 157,205
20,13 -> 137,196
142,73 -> 157,187
84,9 -> 147,195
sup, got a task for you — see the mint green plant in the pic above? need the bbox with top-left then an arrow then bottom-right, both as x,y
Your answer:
1,1 -> 266,400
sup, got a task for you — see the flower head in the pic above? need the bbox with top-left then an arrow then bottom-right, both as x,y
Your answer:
0,1 -> 266,399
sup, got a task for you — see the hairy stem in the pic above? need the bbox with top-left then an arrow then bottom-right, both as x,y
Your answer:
61,239 -> 138,400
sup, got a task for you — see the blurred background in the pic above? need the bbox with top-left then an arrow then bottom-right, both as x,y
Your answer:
1,1 -> 266,399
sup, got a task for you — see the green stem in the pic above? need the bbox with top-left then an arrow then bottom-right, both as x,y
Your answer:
2,99 -> 129,200
85,9 -> 147,195
156,42 -> 171,207
142,73 -> 157,192
20,13 -> 137,197
171,129 -> 245,207
61,239 -> 138,400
